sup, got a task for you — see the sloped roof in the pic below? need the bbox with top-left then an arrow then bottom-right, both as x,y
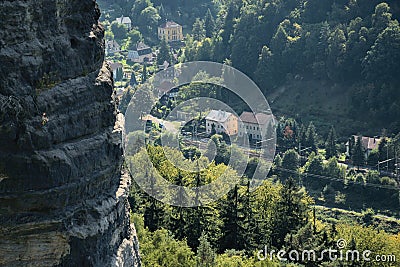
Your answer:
115,16 -> 131,24
106,40 -> 120,48
205,110 -> 234,123
136,42 -> 150,51
159,21 -> 181,29
240,112 -> 271,125
352,135 -> 381,151
109,62 -> 123,71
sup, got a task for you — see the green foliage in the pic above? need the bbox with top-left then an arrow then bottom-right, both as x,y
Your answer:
305,122 -> 317,153
127,29 -> 143,49
193,18 -> 206,41
196,38 -> 213,61
281,149 -> 299,172
272,177 -> 311,247
35,72 -> 61,92
254,46 -> 274,94
141,64 -> 148,83
363,20 -> 400,84
204,8 -> 215,38
157,38 -> 172,65
140,227 -> 196,266
138,6 -> 161,39
352,136 -> 365,168
325,126 -> 337,159
196,233 -> 216,267
304,152 -> 324,176
111,21 -> 128,40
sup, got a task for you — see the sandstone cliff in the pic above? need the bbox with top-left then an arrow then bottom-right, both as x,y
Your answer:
0,0 -> 140,266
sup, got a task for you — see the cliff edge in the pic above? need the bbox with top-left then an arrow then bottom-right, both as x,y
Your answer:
0,0 -> 140,266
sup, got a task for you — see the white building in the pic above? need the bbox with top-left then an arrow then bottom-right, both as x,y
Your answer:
108,62 -> 123,80
105,40 -> 120,56
205,110 -> 238,136
238,112 -> 273,141
115,16 -> 132,31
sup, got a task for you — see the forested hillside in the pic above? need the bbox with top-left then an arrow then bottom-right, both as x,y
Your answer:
97,1 -> 400,265
183,0 -> 400,135
99,0 -> 400,135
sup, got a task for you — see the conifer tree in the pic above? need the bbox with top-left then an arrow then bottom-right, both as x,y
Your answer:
352,135 -> 365,169
141,64 -> 148,83
272,177 -> 309,247
325,126 -> 337,159
157,38 -> 172,65
196,233 -> 216,267
204,8 -> 215,38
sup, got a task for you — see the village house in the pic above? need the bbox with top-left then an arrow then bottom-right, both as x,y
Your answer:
346,135 -> 382,159
238,112 -> 273,141
158,21 -> 184,42
115,16 -> 132,31
108,62 -> 123,80
105,40 -> 120,56
127,42 -> 153,63
205,110 -> 238,136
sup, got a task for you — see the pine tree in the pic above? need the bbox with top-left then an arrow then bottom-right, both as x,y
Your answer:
219,185 -> 245,252
204,8 -> 215,38
241,179 -> 258,254
141,64 -> 148,83
169,171 -> 188,240
129,73 -> 137,87
352,135 -> 365,169
272,177 -> 310,247
143,171 -> 165,232
254,46 -> 274,94
159,3 -> 167,22
305,122 -> 317,153
157,38 -> 172,65
196,233 -> 216,267
325,126 -> 337,159
281,149 -> 300,171
192,18 -> 206,41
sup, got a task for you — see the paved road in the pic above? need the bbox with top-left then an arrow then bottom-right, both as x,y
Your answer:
143,115 -> 179,133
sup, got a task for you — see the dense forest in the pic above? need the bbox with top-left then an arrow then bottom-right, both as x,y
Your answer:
126,142 -> 400,266
100,0 -> 400,135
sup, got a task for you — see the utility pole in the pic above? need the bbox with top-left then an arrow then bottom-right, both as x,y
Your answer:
387,145 -> 389,172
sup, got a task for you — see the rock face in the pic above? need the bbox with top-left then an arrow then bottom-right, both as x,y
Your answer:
0,1 -> 140,266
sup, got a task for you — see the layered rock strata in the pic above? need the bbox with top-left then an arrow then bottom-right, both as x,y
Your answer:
0,0 -> 140,266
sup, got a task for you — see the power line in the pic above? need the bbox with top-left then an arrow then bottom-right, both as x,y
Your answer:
274,167 -> 399,191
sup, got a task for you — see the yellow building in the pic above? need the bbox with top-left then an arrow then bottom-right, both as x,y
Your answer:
158,21 -> 183,42
205,110 -> 238,136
